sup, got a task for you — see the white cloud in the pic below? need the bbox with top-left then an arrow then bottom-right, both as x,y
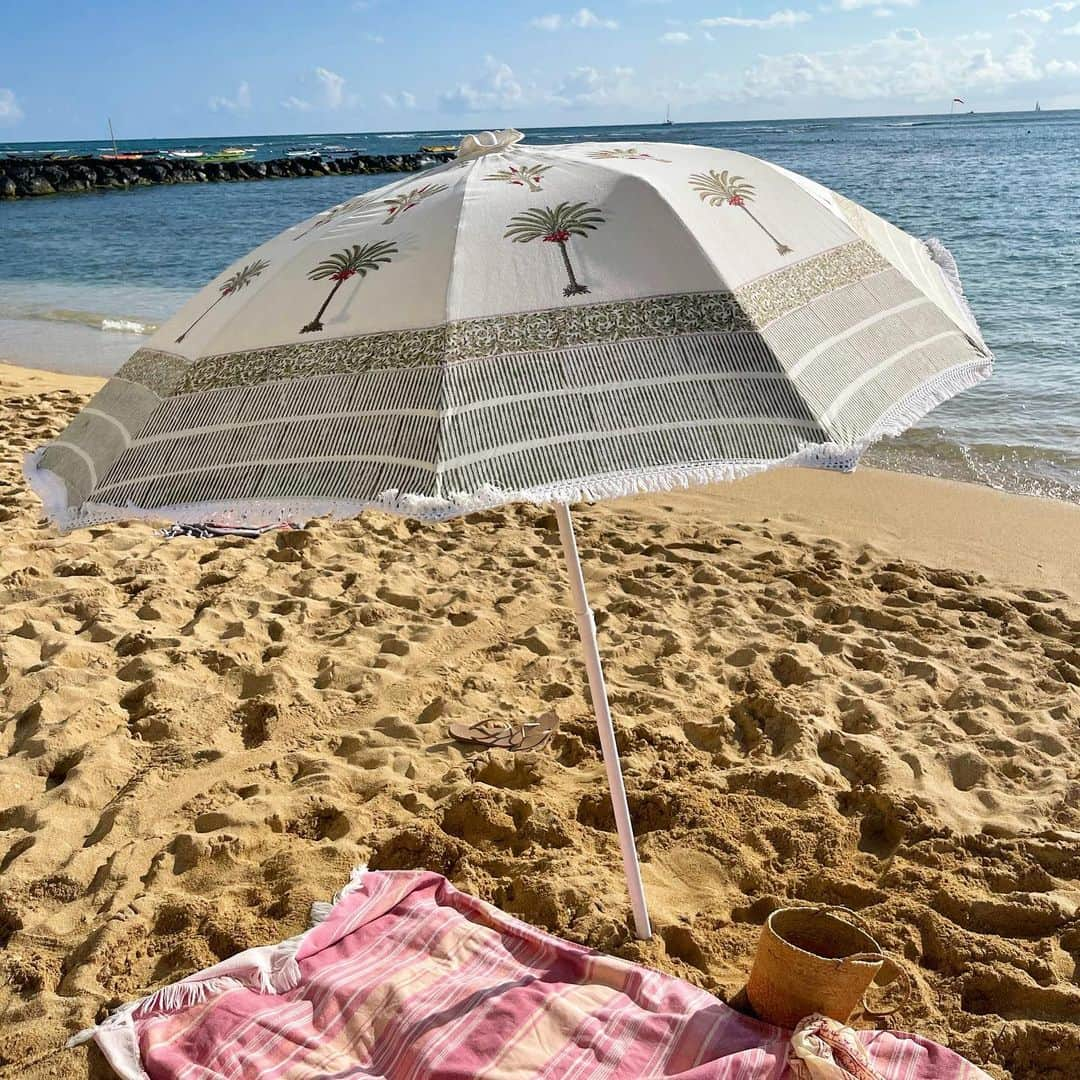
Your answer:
572,6 -> 618,27
701,9 -> 811,29
381,89 -> 417,108
316,67 -> 347,109
281,67 -> 352,111
531,7 -> 619,29
366,32 -> 385,43
549,65 -> 636,107
661,30 -> 692,42
836,0 -> 917,9
0,88 -> 24,124
438,56 -> 525,111
1008,1 -> 1078,19
732,27 -> 1066,103
208,81 -> 252,113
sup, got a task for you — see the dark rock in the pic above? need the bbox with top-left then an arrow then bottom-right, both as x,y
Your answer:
0,150 -> 456,200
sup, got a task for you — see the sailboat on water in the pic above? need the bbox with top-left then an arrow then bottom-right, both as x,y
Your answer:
100,118 -> 145,161
1035,101 -> 1042,113
662,104 -> 673,126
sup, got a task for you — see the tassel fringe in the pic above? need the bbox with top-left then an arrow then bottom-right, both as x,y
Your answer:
924,237 -> 985,348
68,866 -> 369,1054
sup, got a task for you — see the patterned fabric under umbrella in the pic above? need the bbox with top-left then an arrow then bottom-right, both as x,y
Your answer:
26,129 -> 992,939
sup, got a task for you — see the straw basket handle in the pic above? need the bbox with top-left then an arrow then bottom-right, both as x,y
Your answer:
843,952 -> 914,1017
803,906 -> 914,1018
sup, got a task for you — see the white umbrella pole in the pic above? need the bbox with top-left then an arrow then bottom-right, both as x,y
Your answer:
555,502 -> 653,941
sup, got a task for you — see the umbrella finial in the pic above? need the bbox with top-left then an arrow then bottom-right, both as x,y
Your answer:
456,129 -> 524,160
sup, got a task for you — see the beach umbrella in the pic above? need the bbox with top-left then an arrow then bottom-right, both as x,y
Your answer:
25,129 -> 992,940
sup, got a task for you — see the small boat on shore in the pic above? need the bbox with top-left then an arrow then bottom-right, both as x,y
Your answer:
100,118 -> 146,160
169,149 -> 206,160
286,148 -> 321,159
420,144 -> 457,153
203,147 -> 255,162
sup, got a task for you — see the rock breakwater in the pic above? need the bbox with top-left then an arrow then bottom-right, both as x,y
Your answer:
0,151 -> 455,199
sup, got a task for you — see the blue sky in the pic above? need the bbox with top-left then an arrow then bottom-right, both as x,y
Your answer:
2,0 -> 1078,139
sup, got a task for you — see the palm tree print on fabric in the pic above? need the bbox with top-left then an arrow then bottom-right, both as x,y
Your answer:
292,195 -> 377,241
484,163 -> 551,192
293,183 -> 445,241
176,259 -> 269,343
588,147 -> 671,162
504,202 -> 604,298
300,241 -> 397,334
689,169 -> 793,256
381,183 -> 448,224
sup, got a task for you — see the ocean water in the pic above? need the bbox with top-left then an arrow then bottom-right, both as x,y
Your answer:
1,113 -> 1078,502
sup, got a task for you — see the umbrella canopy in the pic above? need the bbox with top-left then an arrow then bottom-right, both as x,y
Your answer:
25,130 -> 992,942
27,128 -> 990,531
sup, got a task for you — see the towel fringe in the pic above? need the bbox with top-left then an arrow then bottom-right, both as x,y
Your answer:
311,865 -> 369,925
68,866 -> 370,1051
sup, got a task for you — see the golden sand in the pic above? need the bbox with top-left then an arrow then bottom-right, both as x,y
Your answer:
0,364 -> 1077,1079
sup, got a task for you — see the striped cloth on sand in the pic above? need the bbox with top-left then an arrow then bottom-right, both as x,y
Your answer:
83,869 -> 993,1079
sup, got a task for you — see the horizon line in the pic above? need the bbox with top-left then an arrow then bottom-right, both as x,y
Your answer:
2,104 -> 1070,146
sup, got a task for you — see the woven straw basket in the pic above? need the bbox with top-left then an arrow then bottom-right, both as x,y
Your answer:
746,906 -> 899,1029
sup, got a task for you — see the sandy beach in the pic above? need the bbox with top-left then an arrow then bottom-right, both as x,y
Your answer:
0,361 -> 1077,1079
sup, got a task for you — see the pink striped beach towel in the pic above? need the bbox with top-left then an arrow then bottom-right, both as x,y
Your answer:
80,869 -> 992,1079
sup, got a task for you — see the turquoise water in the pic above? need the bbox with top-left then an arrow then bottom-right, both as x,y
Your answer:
1,113 -> 1077,501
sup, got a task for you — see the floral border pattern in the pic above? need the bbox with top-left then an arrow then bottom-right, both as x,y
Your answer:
740,240 -> 888,325
114,349 -> 192,398
116,241 -> 891,397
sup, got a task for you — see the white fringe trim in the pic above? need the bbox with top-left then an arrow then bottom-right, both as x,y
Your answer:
67,865 -> 370,1071
923,237 -> 986,350
29,359 -> 991,534
310,865 -> 370,925
23,449 -> 72,522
